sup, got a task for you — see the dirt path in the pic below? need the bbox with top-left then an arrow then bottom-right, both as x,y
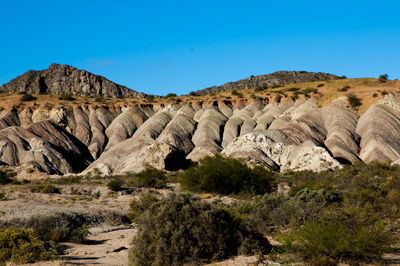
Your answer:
61,225 -> 137,265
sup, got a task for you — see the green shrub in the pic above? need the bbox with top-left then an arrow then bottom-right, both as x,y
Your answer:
107,177 -> 123,192
189,91 -> 199,96
180,154 -> 275,196
255,84 -> 268,92
271,84 -> 282,88
302,87 -> 318,94
165,93 -> 177,98
30,184 -> 60,194
379,74 -> 388,82
0,171 -> 12,185
0,191 -> 5,200
20,94 -> 37,101
0,212 -> 91,243
95,97 -> 104,102
381,90 -> 388,96
127,193 -> 159,223
51,176 -> 82,184
287,87 -> 300,92
145,95 -> 155,102
58,94 -> 75,101
317,83 -> 325,88
0,227 -> 58,264
135,167 -> 167,189
338,75 -> 347,79
338,85 -> 350,92
280,216 -> 392,265
231,89 -> 244,98
347,94 -> 362,108
128,193 -> 271,266
372,93 -> 378,97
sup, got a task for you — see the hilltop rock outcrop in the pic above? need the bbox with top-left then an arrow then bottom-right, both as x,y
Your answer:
195,71 -> 338,95
0,63 -> 146,98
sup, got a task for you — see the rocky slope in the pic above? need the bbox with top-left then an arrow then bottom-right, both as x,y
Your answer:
0,63 -> 145,98
195,71 -> 339,95
1,89 -> 400,175
0,65 -> 399,175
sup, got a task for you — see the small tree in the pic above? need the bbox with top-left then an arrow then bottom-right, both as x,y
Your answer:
20,94 -> 37,101
379,74 -> 389,82
348,94 -> 362,108
165,93 -> 177,98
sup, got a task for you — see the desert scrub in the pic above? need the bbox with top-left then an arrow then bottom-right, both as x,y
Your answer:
231,89 -> 244,98
30,184 -> 60,194
0,227 -> 58,264
347,94 -> 362,108
0,171 -> 13,185
107,176 -> 123,191
379,74 -> 388,82
0,212 -> 91,243
20,93 -> 37,101
180,154 -> 275,196
128,193 -> 271,266
338,85 -> 350,92
58,93 -> 75,101
127,192 -> 159,223
133,167 -> 167,189
279,213 -> 393,265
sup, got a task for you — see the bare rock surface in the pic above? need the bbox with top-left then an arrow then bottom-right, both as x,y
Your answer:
0,63 -> 145,98
187,106 -> 228,161
2,93 -> 400,174
195,70 -> 338,95
0,121 -> 92,174
357,95 -> 400,163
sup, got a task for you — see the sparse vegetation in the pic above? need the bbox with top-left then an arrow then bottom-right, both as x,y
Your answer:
317,83 -> 325,87
145,95 -> 155,102
227,162 -> 400,264
287,87 -> 300,92
0,212 -> 91,244
58,94 -> 75,101
255,84 -> 268,92
30,184 -> 61,194
95,96 -> 104,102
231,89 -> 244,98
20,93 -> 37,101
373,92 -> 378,97
381,90 -> 388,96
338,85 -> 350,92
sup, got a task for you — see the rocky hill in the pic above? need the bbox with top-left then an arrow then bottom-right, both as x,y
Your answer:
0,66 -> 399,176
0,63 -> 146,98
194,71 -> 339,95
0,74 -> 399,175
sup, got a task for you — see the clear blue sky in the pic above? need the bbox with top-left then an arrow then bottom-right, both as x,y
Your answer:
1,0 -> 399,95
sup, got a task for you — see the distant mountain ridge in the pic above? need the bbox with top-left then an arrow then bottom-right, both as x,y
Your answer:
194,71 -> 339,95
0,63 -> 146,98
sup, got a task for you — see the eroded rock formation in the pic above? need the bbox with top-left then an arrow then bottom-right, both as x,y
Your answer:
1,92 -> 400,175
